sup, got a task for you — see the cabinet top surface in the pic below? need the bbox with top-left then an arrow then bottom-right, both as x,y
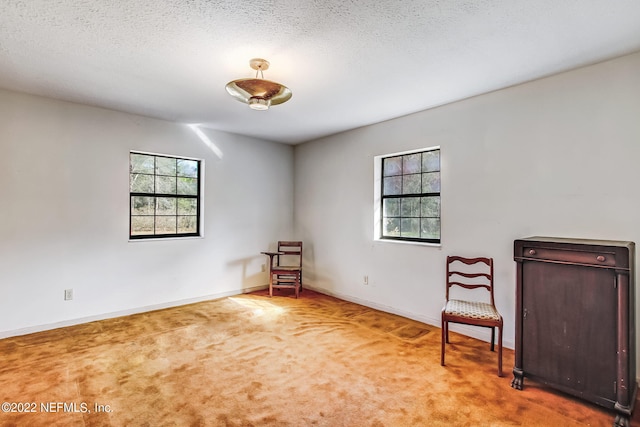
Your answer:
516,236 -> 634,249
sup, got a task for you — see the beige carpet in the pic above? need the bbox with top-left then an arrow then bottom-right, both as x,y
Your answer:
0,289 -> 636,426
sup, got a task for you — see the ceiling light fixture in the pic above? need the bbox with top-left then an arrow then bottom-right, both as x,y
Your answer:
225,58 -> 292,111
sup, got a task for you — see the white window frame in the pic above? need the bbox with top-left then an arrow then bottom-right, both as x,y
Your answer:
374,146 -> 441,246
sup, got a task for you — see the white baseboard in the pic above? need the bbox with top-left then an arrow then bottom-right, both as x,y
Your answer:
3,283 -> 512,348
305,284 -> 515,350
0,285 -> 268,340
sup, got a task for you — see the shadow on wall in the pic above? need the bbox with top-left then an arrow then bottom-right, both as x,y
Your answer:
227,255 -> 267,290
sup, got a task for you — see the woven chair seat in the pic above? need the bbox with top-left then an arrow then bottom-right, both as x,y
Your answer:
444,299 -> 501,321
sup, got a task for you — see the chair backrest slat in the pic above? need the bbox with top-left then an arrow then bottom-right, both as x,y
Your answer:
446,256 -> 495,305
277,241 -> 302,268
448,271 -> 491,280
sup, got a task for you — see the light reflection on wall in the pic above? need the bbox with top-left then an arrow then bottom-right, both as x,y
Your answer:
187,124 -> 224,160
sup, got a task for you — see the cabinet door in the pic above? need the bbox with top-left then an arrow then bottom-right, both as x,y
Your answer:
522,261 -> 617,402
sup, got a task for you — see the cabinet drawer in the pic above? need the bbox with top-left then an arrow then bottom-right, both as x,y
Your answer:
522,246 -> 616,267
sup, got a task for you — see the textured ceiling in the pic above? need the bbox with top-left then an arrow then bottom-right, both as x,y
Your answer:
0,1 -> 639,144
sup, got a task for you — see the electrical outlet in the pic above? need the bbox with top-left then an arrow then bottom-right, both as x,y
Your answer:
64,289 -> 73,301
363,275 -> 369,285
261,264 -> 266,272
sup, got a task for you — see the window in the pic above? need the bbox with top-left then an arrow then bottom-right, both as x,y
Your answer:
129,152 -> 201,239
380,147 -> 440,243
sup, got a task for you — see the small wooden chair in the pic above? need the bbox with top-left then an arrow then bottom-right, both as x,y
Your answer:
441,256 -> 503,376
263,241 -> 302,298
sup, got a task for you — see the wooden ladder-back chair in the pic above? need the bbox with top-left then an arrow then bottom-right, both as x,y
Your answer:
265,241 -> 302,298
441,256 -> 503,376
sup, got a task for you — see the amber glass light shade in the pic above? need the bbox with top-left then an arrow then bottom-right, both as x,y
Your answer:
225,58 -> 292,110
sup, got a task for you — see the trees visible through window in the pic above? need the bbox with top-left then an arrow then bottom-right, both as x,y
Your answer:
129,152 -> 201,239
381,148 -> 440,243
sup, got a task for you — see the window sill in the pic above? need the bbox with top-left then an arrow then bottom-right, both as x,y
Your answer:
374,238 -> 442,248
128,235 -> 204,242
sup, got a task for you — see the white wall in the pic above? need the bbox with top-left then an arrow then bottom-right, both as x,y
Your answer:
2,51 -> 639,356
0,89 -> 294,337
294,52 -> 640,353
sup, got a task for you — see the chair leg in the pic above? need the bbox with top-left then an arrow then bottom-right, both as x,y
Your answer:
295,272 -> 300,299
269,272 -> 273,298
490,326 -> 495,352
441,317 -> 446,366
497,324 -> 503,377
445,319 -> 449,344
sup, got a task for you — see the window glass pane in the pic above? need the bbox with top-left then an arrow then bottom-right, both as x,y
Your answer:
400,218 -> 420,238
130,153 -> 154,174
421,196 -> 440,218
156,176 -> 177,194
156,197 -> 177,215
178,198 -> 197,215
177,177 -> 198,195
130,152 -> 201,239
383,198 -> 400,217
421,218 -> 441,239
402,174 -> 421,194
383,157 -> 402,177
422,172 -> 440,193
131,216 -> 154,235
401,197 -> 421,217
178,216 -> 197,233
403,154 -> 421,174
177,159 -> 198,178
422,150 -> 440,172
383,218 -> 400,236
130,173 -> 154,193
383,176 -> 402,195
156,216 -> 177,234
131,196 -> 154,215
156,157 -> 176,176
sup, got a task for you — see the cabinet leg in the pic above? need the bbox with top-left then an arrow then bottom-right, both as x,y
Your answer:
511,368 -> 524,390
614,414 -> 630,427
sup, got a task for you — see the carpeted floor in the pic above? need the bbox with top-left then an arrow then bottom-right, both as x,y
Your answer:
0,289 -> 636,426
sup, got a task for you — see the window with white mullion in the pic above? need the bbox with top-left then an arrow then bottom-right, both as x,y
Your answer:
380,148 -> 440,243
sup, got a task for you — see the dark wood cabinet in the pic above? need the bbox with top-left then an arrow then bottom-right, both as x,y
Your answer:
512,237 -> 636,427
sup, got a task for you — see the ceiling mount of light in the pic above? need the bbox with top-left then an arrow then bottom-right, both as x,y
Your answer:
225,58 -> 292,110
